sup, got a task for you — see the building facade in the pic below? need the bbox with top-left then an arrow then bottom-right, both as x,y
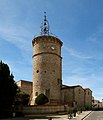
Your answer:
16,80 -> 32,95
84,88 -> 92,110
61,85 -> 74,106
92,97 -> 102,109
62,85 -> 85,110
16,79 -> 92,110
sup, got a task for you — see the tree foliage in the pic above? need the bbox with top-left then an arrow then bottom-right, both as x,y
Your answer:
35,93 -> 49,105
0,61 -> 18,117
16,92 -> 30,105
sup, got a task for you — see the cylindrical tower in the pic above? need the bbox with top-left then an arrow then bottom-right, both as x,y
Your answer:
31,14 -> 63,105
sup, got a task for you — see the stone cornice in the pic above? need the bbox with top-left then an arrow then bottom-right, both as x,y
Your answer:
32,35 -> 63,46
32,52 -> 62,59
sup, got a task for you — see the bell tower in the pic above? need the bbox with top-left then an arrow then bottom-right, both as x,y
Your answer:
31,13 -> 63,105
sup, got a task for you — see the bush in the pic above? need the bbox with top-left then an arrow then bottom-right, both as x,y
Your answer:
35,93 -> 49,105
16,92 -> 30,105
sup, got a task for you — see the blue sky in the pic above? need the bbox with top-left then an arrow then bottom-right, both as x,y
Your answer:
0,0 -> 103,100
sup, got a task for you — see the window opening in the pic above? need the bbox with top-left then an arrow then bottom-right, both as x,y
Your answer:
35,92 -> 38,96
36,70 -> 39,73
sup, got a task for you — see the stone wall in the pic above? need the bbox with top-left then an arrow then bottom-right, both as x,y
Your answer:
61,87 -> 74,106
23,105 -> 65,114
62,85 -> 85,110
74,86 -> 84,110
16,80 -> 32,95
84,88 -> 92,110
31,35 -> 63,105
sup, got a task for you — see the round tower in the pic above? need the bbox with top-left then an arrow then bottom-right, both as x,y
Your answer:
31,13 -> 63,105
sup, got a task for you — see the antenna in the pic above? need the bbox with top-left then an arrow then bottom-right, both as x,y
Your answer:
41,12 -> 50,36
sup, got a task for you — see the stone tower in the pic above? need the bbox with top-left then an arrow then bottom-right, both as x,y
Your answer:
31,13 -> 63,105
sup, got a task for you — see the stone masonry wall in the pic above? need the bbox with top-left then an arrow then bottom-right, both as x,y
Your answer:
16,80 -> 32,95
23,105 -> 65,114
74,86 -> 84,109
31,36 -> 63,105
61,88 -> 74,106
84,89 -> 92,109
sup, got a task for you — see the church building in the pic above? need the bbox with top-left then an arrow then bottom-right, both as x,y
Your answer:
16,13 -> 92,111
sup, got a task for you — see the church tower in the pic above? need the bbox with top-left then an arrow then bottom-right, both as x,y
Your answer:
31,13 -> 63,105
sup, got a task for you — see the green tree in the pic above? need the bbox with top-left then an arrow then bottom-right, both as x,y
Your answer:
0,61 -> 18,117
16,92 -> 30,105
35,93 -> 49,105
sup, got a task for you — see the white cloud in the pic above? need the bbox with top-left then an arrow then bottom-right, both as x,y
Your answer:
93,88 -> 103,100
63,69 -> 103,101
87,24 -> 103,43
0,22 -> 33,80
87,36 -> 97,43
63,75 -> 90,88
64,45 -> 93,59
0,23 -> 33,62
0,24 -> 32,48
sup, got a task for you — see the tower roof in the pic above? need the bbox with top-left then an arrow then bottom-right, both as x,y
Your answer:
40,12 -> 50,36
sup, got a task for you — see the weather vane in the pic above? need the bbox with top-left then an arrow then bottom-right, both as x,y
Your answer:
40,12 -> 50,36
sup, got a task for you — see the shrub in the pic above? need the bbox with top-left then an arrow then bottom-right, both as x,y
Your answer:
16,92 -> 30,105
35,93 -> 49,105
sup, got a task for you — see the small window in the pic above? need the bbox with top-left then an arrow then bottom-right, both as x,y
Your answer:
35,92 -> 38,96
36,70 -> 39,73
